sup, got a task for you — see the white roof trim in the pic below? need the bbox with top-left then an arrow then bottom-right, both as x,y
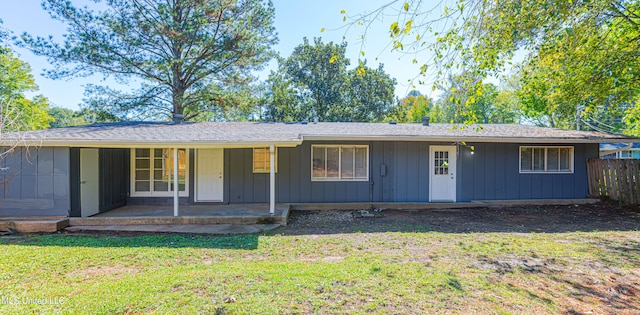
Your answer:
0,139 -> 303,148
299,135 -> 637,144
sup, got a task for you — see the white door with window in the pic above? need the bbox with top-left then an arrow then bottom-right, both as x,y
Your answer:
430,145 -> 457,202
80,148 -> 100,217
196,149 -> 224,202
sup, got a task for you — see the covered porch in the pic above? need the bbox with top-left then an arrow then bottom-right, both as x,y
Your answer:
77,142 -> 294,219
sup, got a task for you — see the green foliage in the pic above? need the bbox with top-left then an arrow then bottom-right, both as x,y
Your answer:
265,38 -> 397,122
493,89 -> 520,124
0,45 -> 52,130
272,38 -> 350,122
347,0 -> 640,133
625,101 -> 640,136
391,91 -> 434,123
23,0 -> 278,121
49,106 -> 122,128
344,63 -> 398,121
192,82 -> 267,122
518,2 -> 640,132
48,107 -> 83,128
431,74 -> 519,124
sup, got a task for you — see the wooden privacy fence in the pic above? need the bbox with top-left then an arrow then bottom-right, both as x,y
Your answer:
587,158 -> 640,204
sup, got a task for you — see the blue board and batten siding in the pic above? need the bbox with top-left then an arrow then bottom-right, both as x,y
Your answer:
0,147 -> 130,217
0,141 -> 601,217
223,141 -> 598,204
227,142 -> 374,203
457,143 -> 597,201
227,141 -> 434,203
0,147 -> 70,216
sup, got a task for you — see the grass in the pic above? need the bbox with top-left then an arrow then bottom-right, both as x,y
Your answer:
0,230 -> 638,314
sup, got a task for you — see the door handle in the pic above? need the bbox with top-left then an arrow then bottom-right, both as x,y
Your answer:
81,181 -> 87,184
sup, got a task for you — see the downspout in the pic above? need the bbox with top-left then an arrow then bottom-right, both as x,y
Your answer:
599,143 -> 633,157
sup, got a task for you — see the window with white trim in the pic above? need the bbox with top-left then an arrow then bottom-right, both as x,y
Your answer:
312,145 -> 368,181
616,150 -> 640,159
131,148 -> 188,196
253,147 -> 277,173
520,146 -> 574,173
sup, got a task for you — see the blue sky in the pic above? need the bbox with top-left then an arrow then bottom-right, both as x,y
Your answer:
1,0 -> 433,110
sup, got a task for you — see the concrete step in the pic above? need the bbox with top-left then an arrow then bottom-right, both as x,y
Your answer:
65,223 -> 281,234
0,219 -> 69,233
69,215 -> 287,227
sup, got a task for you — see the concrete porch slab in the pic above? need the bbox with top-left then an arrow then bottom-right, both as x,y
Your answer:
65,223 -> 281,235
68,204 -> 290,228
69,215 -> 287,226
93,203 -> 288,217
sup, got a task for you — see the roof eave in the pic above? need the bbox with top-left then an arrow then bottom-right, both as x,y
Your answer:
300,135 -> 638,143
0,139 -> 303,148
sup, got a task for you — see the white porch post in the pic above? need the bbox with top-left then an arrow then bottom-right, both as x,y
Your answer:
173,147 -> 179,217
269,144 -> 275,215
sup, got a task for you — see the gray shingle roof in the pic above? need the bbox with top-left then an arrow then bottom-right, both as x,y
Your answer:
2,121 -> 637,147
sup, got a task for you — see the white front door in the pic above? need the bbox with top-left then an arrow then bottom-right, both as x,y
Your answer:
80,148 -> 100,217
430,145 -> 457,202
196,149 -> 224,202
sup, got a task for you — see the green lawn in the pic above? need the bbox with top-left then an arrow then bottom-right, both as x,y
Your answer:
1,230 -> 638,314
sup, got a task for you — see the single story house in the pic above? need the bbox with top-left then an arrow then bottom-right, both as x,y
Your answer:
600,142 -> 640,159
0,121 -> 637,217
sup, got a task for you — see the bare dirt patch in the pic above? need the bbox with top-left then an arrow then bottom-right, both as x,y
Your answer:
281,202 -> 640,235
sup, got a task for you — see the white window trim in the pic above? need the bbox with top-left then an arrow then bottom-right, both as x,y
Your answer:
130,148 -> 190,197
253,147 -> 278,173
311,145 -> 369,181
616,150 -> 635,159
519,146 -> 574,174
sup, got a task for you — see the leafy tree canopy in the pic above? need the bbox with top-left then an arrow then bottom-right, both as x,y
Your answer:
23,0 -> 278,121
344,0 -> 640,134
431,74 -> 519,124
517,2 -> 640,134
48,107 -> 82,128
48,106 -> 121,128
388,91 -> 433,123
265,37 -> 397,122
0,21 -> 52,130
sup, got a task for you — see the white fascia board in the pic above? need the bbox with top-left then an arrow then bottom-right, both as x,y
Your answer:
0,139 -> 303,148
299,135 -> 640,144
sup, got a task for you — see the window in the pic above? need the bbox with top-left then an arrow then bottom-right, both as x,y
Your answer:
615,150 -> 640,159
253,147 -> 277,173
312,145 -> 368,181
131,148 -> 188,196
520,146 -> 573,173
433,150 -> 449,175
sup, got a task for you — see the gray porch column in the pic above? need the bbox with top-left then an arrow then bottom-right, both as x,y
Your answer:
173,147 -> 179,216
270,144 -> 275,215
